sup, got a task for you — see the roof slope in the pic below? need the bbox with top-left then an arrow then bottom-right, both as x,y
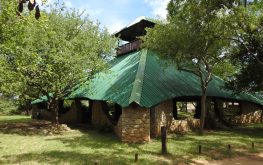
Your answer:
67,49 -> 263,108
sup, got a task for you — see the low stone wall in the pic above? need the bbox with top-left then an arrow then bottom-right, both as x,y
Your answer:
32,105 -> 53,121
32,100 -> 83,124
150,99 -> 200,137
59,100 -> 82,124
234,111 -> 262,124
233,102 -> 262,124
121,105 -> 150,143
170,118 -> 200,132
150,100 -> 173,138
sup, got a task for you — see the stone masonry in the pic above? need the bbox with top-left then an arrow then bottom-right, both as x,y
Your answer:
234,102 -> 262,124
91,100 -> 112,128
120,105 -> 150,143
59,100 -> 81,123
150,99 -> 200,137
150,99 -> 173,138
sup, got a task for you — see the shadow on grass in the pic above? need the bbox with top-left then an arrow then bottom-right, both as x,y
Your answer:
231,124 -> 263,139
0,119 -> 57,136
0,150 -> 136,165
0,143 -> 172,165
0,117 -> 262,164
165,126 -> 263,163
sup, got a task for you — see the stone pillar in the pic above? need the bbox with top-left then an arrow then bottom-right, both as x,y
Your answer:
204,98 -> 213,129
31,104 -> 39,119
59,101 -> 78,123
75,99 -> 82,122
150,100 -> 173,138
214,99 -> 227,123
173,99 -> 178,119
121,105 -> 150,143
194,101 -> 201,119
91,100 -> 112,128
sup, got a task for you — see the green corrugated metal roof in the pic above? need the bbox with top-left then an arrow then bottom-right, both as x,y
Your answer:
31,93 -> 53,105
66,49 -> 263,107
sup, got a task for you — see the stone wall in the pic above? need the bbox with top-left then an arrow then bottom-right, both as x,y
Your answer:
113,115 -> 122,139
31,104 -> 40,119
234,102 -> 262,124
32,100 -> 84,124
31,104 -> 53,121
59,100 -> 83,123
91,101 -> 112,128
205,99 -> 230,129
170,119 -> 200,132
121,105 -> 150,143
150,100 -> 173,138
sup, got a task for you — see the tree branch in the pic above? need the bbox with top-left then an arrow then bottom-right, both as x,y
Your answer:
178,67 -> 199,77
218,36 -> 263,65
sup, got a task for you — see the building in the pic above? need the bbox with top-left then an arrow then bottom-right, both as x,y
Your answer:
32,18 -> 263,143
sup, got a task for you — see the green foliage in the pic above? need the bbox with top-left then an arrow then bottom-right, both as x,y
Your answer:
144,1 -> 232,73
0,1 -> 116,116
213,60 -> 237,81
0,97 -> 19,115
224,1 -> 263,91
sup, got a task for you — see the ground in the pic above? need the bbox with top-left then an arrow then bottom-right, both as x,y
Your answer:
0,115 -> 262,165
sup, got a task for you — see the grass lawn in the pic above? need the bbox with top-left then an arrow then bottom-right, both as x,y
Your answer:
0,115 -> 32,124
0,115 -> 262,165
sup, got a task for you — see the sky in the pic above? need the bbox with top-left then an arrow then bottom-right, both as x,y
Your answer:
40,0 -> 170,33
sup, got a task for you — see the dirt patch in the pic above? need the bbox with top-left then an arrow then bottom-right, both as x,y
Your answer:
191,152 -> 263,165
0,120 -> 72,136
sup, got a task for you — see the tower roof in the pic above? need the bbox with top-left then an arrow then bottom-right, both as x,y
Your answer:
114,17 -> 155,41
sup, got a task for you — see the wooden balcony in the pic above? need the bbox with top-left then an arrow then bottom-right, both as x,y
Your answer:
116,40 -> 142,56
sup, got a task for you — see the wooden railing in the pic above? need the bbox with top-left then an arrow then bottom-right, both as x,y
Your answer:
116,40 -> 142,56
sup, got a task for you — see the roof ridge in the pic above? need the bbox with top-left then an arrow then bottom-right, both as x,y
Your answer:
129,49 -> 148,105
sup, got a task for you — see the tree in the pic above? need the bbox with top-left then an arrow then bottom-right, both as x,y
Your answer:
143,0 -> 234,133
0,1 -> 116,123
213,60 -> 237,81
225,0 -> 263,92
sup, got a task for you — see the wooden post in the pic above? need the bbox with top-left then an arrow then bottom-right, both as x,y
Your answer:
252,142 -> 254,149
228,144 -> 231,152
75,99 -> 82,122
161,126 -> 167,154
198,145 -> 202,154
135,153 -> 138,162
94,161 -> 98,165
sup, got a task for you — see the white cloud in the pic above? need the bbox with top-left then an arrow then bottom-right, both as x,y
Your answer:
108,21 -> 126,33
64,0 -> 73,8
90,9 -> 104,16
144,0 -> 170,19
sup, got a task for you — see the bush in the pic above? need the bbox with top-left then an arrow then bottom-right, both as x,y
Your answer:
0,97 -> 19,115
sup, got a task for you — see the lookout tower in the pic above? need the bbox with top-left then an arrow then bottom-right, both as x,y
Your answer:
114,17 -> 155,56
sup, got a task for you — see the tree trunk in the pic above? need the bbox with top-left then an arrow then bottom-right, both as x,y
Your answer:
25,102 -> 30,116
199,88 -> 208,134
244,0 -> 247,7
50,99 -> 59,125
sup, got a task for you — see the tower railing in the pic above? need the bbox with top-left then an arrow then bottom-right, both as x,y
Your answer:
116,39 -> 141,56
